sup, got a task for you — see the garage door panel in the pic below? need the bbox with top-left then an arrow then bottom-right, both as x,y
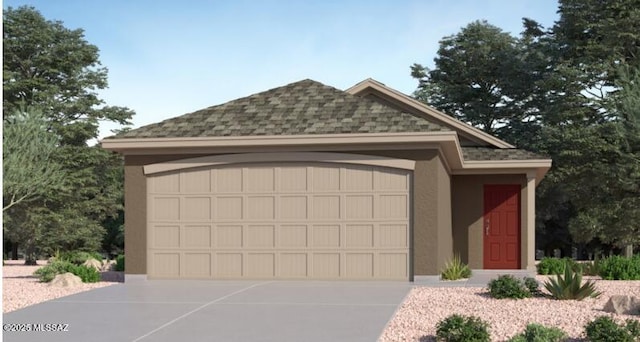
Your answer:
246,196 -> 275,220
280,196 -> 307,219
312,196 -> 340,219
246,225 -> 275,248
148,161 -> 410,280
184,225 -> 212,248
182,197 -> 211,220
280,167 -> 308,192
279,225 -> 308,247
346,253 -> 374,278
215,253 -> 242,277
152,197 -> 180,220
182,169 -> 211,193
217,197 -> 243,220
153,225 -> 180,248
313,253 -> 340,278
184,253 -> 211,277
279,253 -> 308,277
216,225 -> 243,248
247,253 -> 275,277
216,168 -> 242,192
345,195 -> 373,219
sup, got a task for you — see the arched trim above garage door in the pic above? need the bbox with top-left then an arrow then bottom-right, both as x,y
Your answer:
144,152 -> 416,175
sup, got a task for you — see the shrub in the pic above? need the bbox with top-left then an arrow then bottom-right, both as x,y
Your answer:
488,275 -> 532,299
582,259 -> 602,276
598,255 -> 640,280
435,314 -> 490,342
508,323 -> 567,342
440,254 -> 472,280
523,277 -> 540,296
34,260 -> 76,282
115,254 -> 125,272
72,265 -> 101,283
33,260 -> 100,283
537,257 -> 578,275
59,251 -> 103,265
584,316 -> 640,342
543,266 -> 601,300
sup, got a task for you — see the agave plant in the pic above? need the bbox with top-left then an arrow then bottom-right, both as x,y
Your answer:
440,254 -> 472,280
543,264 -> 601,300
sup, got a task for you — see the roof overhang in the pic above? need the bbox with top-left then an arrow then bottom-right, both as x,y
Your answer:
101,131 -> 551,183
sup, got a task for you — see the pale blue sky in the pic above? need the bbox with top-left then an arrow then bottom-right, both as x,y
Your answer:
4,0 -> 560,140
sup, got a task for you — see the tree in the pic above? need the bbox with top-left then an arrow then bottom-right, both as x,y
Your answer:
411,21 -> 535,140
3,6 -> 133,145
3,6 -> 133,263
3,108 -> 66,211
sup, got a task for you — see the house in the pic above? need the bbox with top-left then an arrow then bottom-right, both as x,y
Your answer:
101,78 -> 551,282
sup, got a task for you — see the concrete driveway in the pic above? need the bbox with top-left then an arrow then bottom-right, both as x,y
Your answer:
3,280 -> 411,342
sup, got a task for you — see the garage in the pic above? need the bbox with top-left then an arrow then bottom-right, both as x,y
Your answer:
145,155 -> 412,280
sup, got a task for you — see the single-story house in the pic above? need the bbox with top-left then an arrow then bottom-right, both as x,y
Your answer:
101,78 -> 551,282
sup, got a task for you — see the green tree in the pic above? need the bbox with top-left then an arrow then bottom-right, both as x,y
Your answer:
3,6 -> 132,263
3,108 -> 66,211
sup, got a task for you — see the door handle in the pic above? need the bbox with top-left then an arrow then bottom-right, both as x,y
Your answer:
485,220 -> 490,236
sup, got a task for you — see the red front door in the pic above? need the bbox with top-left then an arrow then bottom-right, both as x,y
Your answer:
483,184 -> 520,269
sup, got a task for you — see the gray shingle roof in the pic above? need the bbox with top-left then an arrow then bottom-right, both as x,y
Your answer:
108,79 -> 449,139
462,147 -> 548,161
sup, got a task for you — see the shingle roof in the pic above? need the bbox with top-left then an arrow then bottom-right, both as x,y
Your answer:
462,147 -> 548,161
108,79 -> 449,139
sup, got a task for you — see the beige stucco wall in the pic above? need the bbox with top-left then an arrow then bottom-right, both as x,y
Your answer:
123,150 -> 453,277
451,174 -> 529,270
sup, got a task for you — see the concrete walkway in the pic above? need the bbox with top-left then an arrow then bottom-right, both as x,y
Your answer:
414,269 -> 536,287
3,281 -> 412,342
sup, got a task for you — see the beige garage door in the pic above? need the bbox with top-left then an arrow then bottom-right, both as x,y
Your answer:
147,162 -> 411,280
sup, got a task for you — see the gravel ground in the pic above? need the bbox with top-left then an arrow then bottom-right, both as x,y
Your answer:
380,276 -> 640,342
3,260 -> 121,313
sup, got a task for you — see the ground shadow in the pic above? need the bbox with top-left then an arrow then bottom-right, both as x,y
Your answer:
418,335 -> 436,342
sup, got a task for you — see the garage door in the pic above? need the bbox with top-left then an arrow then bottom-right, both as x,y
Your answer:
147,162 -> 411,280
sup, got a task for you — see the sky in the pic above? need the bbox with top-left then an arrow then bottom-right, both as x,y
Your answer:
3,0 -> 560,141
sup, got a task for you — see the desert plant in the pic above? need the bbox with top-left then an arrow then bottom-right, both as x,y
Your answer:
440,254 -> 472,280
71,265 -> 101,283
598,255 -> 640,280
584,316 -> 640,342
523,277 -> 541,296
59,250 -> 103,265
488,275 -> 532,299
34,260 -> 76,282
435,314 -> 490,342
543,266 -> 601,300
582,258 -> 602,276
508,323 -> 568,342
537,257 -> 578,275
115,254 -> 125,272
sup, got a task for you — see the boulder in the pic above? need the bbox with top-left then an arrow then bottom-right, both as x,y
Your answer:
82,258 -> 102,270
603,295 -> 640,315
50,273 -> 82,287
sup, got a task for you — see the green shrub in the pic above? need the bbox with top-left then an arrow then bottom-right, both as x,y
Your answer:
435,314 -> 490,342
115,254 -> 125,272
543,265 -> 601,300
488,275 -> 532,299
59,251 -> 103,265
34,260 -> 76,282
598,255 -> 640,280
584,316 -> 640,342
508,323 -> 567,342
33,260 -> 101,283
523,277 -> 540,296
440,254 -> 472,280
537,257 -> 578,275
582,259 -> 602,276
72,265 -> 101,283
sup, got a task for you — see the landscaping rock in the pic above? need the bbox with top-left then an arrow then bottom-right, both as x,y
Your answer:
82,258 -> 102,270
50,273 -> 82,287
603,295 -> 640,315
